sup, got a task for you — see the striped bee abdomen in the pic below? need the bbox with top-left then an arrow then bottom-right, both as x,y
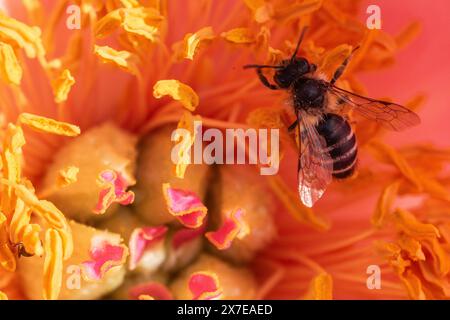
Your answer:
315,113 -> 357,179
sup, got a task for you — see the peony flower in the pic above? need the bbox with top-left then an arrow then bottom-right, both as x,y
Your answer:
0,0 -> 449,301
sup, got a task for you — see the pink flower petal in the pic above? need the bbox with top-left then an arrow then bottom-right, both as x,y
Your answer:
93,170 -> 135,215
129,282 -> 173,300
129,226 -> 168,270
82,237 -> 128,281
172,225 -> 206,249
162,183 -> 207,228
205,208 -> 249,250
189,271 -> 223,300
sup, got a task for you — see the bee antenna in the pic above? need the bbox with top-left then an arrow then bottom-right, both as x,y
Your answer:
291,26 -> 309,61
243,64 -> 282,70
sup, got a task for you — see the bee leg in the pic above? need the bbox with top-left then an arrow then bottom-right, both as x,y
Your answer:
256,68 -> 280,90
330,46 -> 360,85
288,120 -> 298,132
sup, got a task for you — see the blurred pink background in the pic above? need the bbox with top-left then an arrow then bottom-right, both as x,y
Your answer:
359,0 -> 450,147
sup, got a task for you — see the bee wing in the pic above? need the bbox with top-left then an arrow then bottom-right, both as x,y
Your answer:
325,83 -> 421,131
297,110 -> 333,207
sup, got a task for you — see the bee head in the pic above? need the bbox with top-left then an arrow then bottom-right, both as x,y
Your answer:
273,58 -> 313,88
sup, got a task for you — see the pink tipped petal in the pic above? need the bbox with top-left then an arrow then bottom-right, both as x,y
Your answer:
129,226 -> 168,270
172,225 -> 205,249
189,272 -> 223,300
129,282 -> 173,300
93,170 -> 135,214
82,238 -> 128,281
205,208 -> 249,250
162,183 -> 207,228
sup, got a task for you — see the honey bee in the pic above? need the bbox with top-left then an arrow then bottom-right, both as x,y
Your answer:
244,28 -> 420,207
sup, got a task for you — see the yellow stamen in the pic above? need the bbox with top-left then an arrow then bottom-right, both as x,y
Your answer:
398,234 -> 425,261
243,0 -> 273,23
18,113 -> 80,137
51,69 -> 75,103
22,224 -> 44,256
0,42 -> 22,85
221,28 -> 255,44
369,141 -> 422,191
371,180 -> 401,228
171,111 -> 201,178
0,11 -> 45,59
399,270 -> 426,300
43,229 -> 64,300
153,79 -> 199,112
95,7 -> 163,42
267,176 -> 330,231
182,26 -> 215,60
303,273 -> 333,300
0,290 -> 8,300
393,208 -> 440,240
57,166 -> 79,188
94,45 -> 138,74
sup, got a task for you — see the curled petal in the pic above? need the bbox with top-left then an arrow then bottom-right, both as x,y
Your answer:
189,271 -> 223,300
153,80 -> 199,112
205,208 -> 249,250
129,226 -> 168,270
162,183 -> 207,228
129,282 -> 173,300
93,170 -> 135,215
82,236 -> 128,281
18,113 -> 80,137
